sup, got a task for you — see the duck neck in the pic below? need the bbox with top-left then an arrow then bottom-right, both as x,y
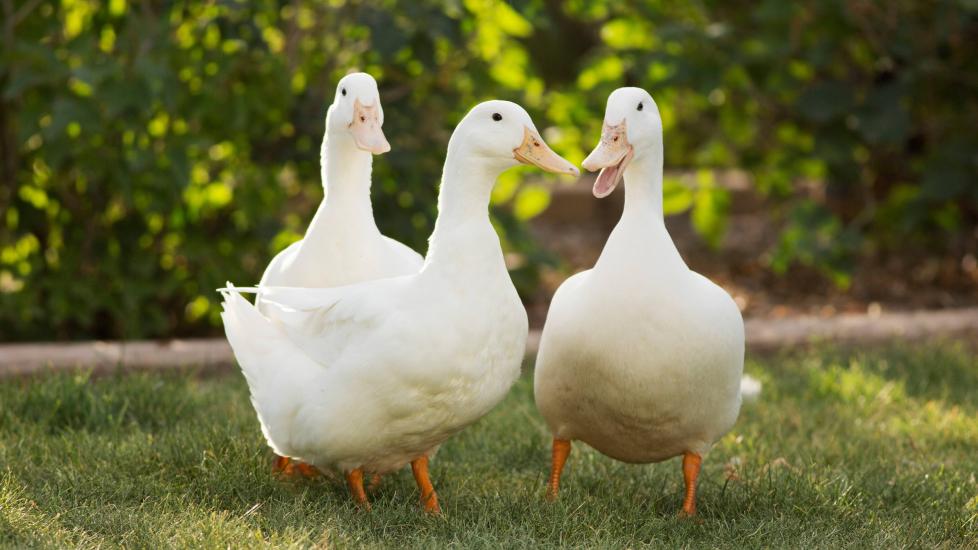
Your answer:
424,149 -> 507,271
306,132 -> 380,243
620,141 -> 665,225
597,139 -> 687,272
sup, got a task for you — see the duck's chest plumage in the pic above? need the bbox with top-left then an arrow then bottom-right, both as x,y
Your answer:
290,268 -> 528,474
407,272 -> 527,416
534,230 -> 744,463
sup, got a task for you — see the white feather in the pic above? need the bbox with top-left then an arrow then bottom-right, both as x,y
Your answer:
740,374 -> 762,402
535,88 -> 746,464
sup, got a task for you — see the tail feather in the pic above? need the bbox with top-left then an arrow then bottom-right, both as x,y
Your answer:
220,283 -> 323,456
740,374 -> 762,402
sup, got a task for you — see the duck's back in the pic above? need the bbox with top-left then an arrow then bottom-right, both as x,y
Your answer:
261,234 -> 421,289
535,234 -> 744,463
382,236 -> 426,275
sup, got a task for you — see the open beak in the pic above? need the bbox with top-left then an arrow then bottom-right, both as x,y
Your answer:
349,99 -> 390,154
513,127 -> 579,176
582,120 -> 632,198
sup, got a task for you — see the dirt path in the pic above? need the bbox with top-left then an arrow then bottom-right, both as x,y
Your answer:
2,308 -> 976,378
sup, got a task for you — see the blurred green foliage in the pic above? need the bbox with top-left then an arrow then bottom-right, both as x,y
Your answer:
1,0 -> 976,340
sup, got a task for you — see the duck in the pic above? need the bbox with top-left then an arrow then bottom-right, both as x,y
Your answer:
257,72 -> 422,476
533,87 -> 745,517
260,71 -> 421,293
221,100 -> 579,513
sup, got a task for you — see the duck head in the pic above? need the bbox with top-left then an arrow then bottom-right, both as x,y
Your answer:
449,100 -> 579,176
326,72 -> 390,154
583,87 -> 662,198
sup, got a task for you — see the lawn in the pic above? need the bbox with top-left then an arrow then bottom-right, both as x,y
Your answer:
1,344 -> 976,548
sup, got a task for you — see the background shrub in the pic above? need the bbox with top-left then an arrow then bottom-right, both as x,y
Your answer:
1,0 -> 975,340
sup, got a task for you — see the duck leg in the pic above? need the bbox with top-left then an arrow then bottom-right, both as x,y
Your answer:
410,456 -> 441,514
346,468 -> 371,510
273,455 -> 320,478
680,452 -> 702,517
546,438 -> 572,500
367,473 -> 383,494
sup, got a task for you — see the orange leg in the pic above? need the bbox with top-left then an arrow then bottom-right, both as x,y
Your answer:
546,438 -> 572,501
680,452 -> 702,517
367,473 -> 383,494
346,468 -> 370,510
410,456 -> 441,514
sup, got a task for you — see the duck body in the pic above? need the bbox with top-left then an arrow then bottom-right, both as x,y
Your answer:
229,220 -> 527,474
534,88 -> 743,514
535,212 -> 744,463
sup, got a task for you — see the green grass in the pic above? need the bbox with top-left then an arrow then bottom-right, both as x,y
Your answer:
2,344 -> 977,548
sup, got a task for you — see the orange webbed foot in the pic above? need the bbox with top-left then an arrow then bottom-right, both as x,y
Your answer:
295,462 -> 321,478
273,455 -> 320,478
273,455 -> 295,476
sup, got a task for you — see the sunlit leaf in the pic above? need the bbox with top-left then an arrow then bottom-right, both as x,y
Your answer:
690,171 -> 730,248
662,177 -> 693,215
601,19 -> 655,49
513,185 -> 551,221
577,56 -> 624,90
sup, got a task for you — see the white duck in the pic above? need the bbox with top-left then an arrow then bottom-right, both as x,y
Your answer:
221,101 -> 578,512
258,73 -> 422,475
259,71 -> 421,294
533,88 -> 745,517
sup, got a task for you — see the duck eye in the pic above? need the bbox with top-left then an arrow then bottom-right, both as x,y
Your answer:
637,102 -> 643,111
341,88 -> 347,96
492,113 -> 502,122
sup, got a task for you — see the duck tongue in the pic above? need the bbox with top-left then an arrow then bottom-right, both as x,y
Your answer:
592,160 -> 623,198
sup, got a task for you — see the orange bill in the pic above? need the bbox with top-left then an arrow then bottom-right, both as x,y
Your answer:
349,98 -> 390,154
513,127 -> 579,176
582,119 -> 632,198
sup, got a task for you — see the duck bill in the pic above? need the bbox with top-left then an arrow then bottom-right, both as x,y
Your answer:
349,98 -> 390,154
582,120 -> 632,198
513,127 -> 580,176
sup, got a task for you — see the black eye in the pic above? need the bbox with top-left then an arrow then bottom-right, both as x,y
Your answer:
492,113 -> 502,122
341,88 -> 347,96
637,102 -> 643,111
